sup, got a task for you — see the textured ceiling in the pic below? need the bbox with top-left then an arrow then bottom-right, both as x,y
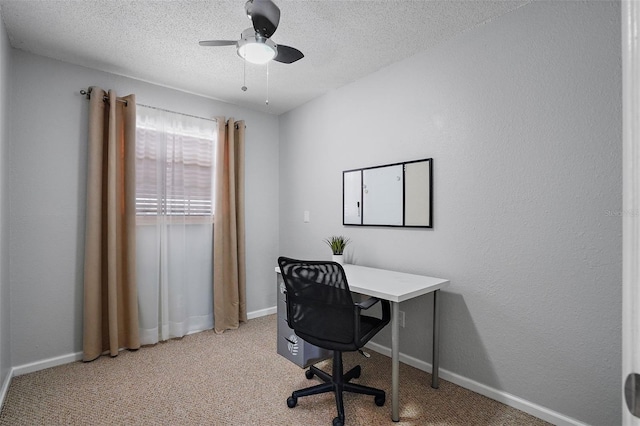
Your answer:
0,0 -> 529,115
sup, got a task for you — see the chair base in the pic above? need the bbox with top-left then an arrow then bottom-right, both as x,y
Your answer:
286,351 -> 385,426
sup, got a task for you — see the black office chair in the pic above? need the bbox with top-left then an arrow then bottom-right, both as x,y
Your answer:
278,257 -> 391,426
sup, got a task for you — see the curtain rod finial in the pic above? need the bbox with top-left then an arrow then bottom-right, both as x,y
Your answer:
80,88 -> 92,99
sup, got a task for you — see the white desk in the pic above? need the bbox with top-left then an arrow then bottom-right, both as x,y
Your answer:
277,263 -> 449,422
341,264 -> 449,422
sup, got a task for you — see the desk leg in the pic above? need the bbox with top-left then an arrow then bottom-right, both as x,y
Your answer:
432,289 -> 441,389
391,301 -> 400,422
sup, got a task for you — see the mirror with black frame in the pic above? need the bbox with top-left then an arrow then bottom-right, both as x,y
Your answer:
343,158 -> 432,228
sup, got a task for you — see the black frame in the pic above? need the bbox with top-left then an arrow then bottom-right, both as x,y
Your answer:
342,158 -> 433,228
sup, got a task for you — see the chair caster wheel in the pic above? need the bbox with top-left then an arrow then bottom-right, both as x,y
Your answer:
305,369 -> 314,379
287,396 -> 297,408
375,394 -> 385,406
332,417 -> 344,426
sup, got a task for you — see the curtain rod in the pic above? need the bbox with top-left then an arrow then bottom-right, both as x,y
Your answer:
79,88 -> 244,129
80,88 -> 128,106
137,103 -> 217,123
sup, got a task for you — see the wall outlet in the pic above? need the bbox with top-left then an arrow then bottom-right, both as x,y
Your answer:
400,311 -> 405,328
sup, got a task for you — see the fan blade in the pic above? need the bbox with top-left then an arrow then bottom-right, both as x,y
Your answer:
274,45 -> 304,64
199,40 -> 237,47
246,0 -> 280,38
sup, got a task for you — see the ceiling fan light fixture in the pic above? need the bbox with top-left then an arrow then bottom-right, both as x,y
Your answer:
238,41 -> 276,64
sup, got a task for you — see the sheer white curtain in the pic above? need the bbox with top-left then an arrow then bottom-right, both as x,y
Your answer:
135,105 -> 217,345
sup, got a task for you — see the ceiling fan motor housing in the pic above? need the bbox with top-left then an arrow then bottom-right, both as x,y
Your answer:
237,28 -> 277,64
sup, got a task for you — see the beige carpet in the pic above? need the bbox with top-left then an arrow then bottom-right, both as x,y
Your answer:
0,315 -> 550,425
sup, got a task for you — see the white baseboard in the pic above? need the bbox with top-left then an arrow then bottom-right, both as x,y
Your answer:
247,306 -> 276,319
364,341 -> 587,426
0,351 -> 83,410
12,351 -> 83,377
0,368 -> 11,409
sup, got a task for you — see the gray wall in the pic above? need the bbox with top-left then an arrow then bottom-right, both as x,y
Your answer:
8,50 -> 280,367
0,10 -> 12,383
278,2 -> 621,425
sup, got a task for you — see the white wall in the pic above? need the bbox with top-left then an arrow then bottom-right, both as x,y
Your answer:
278,1 -> 621,425
0,8 -> 12,384
8,50 -> 280,367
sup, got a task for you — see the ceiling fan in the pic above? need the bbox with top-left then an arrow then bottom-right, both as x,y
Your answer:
199,0 -> 304,65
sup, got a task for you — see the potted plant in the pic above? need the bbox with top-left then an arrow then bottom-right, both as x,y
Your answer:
324,235 -> 351,265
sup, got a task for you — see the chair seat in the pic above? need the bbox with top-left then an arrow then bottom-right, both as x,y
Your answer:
296,315 -> 385,352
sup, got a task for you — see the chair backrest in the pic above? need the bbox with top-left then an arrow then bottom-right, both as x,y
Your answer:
278,257 -> 356,346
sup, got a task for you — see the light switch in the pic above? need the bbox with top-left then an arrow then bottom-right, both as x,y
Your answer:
303,210 -> 310,223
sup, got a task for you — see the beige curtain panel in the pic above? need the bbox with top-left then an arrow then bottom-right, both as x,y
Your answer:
213,118 -> 247,333
83,87 -> 140,361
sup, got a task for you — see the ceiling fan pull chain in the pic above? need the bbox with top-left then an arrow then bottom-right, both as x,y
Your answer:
241,57 -> 248,92
266,61 -> 270,105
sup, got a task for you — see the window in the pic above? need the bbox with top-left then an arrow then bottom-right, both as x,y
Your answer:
135,105 -> 217,344
135,106 -> 217,221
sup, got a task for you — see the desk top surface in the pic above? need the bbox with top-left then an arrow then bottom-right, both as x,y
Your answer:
276,263 -> 449,303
